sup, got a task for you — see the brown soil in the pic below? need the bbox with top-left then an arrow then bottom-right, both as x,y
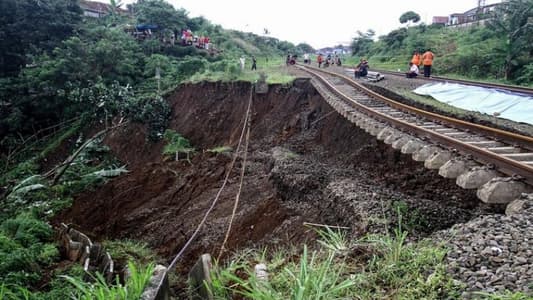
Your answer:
54,79 -> 494,296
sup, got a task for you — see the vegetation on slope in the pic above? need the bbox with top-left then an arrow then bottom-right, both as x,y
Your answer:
349,0 -> 532,85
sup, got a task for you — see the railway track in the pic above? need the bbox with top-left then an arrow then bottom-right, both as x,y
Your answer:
375,69 -> 533,96
295,64 -> 533,204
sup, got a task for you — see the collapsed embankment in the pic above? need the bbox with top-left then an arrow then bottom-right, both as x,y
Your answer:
55,79 -> 492,289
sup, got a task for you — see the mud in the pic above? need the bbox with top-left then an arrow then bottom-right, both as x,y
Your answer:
55,79 -> 493,295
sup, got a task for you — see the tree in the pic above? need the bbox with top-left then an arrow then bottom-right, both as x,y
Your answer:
296,43 -> 315,54
380,28 -> 408,51
488,0 -> 533,80
350,29 -> 375,56
133,0 -> 187,33
0,0 -> 82,76
399,11 -> 421,27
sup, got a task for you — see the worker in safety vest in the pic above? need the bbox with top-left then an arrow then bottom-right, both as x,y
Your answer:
410,50 -> 421,67
421,48 -> 435,78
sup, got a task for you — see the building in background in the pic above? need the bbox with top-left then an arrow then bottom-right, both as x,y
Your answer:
432,2 -> 501,27
79,0 -> 128,18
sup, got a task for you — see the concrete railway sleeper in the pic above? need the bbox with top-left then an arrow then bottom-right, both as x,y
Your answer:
297,65 -> 533,206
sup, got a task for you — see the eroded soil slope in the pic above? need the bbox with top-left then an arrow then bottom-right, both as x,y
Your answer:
56,79 -> 493,275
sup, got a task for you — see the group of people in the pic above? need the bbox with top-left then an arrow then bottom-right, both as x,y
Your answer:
180,29 -> 211,49
406,49 -> 434,78
316,53 -> 342,68
239,56 -> 257,70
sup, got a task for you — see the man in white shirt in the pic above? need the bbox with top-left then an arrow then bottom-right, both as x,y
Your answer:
406,62 -> 419,78
239,57 -> 245,70
303,53 -> 310,64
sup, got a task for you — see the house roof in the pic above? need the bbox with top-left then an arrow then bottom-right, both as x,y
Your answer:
432,16 -> 449,24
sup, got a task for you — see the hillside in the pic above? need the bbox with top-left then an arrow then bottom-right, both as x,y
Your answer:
1,0 -> 532,299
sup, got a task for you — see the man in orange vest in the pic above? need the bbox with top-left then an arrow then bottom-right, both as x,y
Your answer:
410,50 -> 421,67
421,48 -> 435,78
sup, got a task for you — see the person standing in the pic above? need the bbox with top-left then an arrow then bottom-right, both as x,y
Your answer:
251,56 -> 257,70
422,48 -> 434,78
317,54 -> 323,68
239,56 -> 245,70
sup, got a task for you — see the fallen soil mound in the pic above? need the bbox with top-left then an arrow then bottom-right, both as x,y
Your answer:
55,79 -> 494,292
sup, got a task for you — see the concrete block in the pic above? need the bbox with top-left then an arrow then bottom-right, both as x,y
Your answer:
384,131 -> 402,145
412,145 -> 440,162
456,166 -> 500,189
67,240 -> 83,261
188,254 -> 213,300
401,139 -> 425,154
477,177 -> 531,204
255,74 -> 268,94
438,158 -> 478,179
141,264 -> 170,300
391,135 -> 411,150
356,117 -> 368,127
377,127 -> 394,141
424,150 -> 452,169
505,194 -> 533,215
369,124 -> 385,136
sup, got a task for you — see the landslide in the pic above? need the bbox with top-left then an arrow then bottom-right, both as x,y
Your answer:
56,79 -> 493,276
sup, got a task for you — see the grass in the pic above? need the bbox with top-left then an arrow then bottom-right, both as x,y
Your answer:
208,224 -> 461,300
188,57 -> 295,84
103,239 -> 158,267
206,146 -> 233,154
0,132 -> 158,299
62,261 -> 154,300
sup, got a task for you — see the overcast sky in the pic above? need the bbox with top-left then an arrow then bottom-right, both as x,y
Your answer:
109,0 -> 503,48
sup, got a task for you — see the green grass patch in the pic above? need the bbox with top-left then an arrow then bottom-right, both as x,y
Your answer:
62,261 -> 154,300
187,57 -> 295,84
206,146 -> 233,154
209,226 -> 461,299
103,239 -> 158,267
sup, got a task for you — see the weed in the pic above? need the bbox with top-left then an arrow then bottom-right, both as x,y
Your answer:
162,129 -> 195,161
391,200 -> 429,232
63,261 -> 154,300
209,224 -> 461,299
206,146 -> 233,154
103,239 -> 158,266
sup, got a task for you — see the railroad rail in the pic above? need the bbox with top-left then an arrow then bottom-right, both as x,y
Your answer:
295,64 -> 533,204
375,69 -> 533,96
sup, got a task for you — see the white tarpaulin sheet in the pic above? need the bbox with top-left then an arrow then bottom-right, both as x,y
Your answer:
413,83 -> 533,125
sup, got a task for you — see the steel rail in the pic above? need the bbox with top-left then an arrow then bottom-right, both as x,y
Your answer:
296,65 -> 533,184
375,69 -> 533,96
299,64 -> 533,150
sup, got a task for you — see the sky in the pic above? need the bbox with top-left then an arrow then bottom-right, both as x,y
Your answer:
108,0 -> 503,49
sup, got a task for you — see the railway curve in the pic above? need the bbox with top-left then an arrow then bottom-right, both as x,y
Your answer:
295,64 -> 533,204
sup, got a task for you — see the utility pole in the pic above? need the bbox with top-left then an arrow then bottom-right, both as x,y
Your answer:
155,64 -> 161,96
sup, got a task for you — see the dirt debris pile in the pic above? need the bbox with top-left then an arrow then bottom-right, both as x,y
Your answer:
58,80 -> 488,284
